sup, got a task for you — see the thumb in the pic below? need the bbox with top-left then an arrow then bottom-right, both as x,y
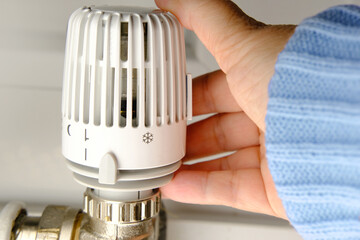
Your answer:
155,0 -> 265,73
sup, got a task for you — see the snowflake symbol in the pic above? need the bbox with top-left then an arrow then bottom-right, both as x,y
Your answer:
143,132 -> 154,144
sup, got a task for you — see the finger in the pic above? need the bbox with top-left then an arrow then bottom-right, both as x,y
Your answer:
186,112 -> 259,161
193,70 -> 241,116
184,146 -> 260,171
155,0 -> 265,72
161,169 -> 276,216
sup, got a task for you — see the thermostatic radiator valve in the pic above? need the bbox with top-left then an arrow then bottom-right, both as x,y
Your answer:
62,5 -> 192,239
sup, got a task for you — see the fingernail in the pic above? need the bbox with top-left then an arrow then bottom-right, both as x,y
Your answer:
155,0 -> 169,8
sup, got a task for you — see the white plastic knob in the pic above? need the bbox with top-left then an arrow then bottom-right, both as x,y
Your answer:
62,6 -> 192,191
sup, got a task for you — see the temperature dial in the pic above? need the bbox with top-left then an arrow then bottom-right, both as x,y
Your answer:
62,6 -> 192,191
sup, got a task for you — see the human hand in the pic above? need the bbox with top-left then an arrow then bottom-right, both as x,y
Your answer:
155,0 -> 295,219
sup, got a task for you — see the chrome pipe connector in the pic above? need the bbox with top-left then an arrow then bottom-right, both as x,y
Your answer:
5,189 -> 165,240
12,206 -> 81,240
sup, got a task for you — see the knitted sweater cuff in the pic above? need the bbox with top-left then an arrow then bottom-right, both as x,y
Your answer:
265,5 -> 360,239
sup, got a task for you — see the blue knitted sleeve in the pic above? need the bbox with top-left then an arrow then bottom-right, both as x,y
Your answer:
265,5 -> 360,239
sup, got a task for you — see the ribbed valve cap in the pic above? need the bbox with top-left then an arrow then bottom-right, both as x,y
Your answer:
62,6 -> 192,191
